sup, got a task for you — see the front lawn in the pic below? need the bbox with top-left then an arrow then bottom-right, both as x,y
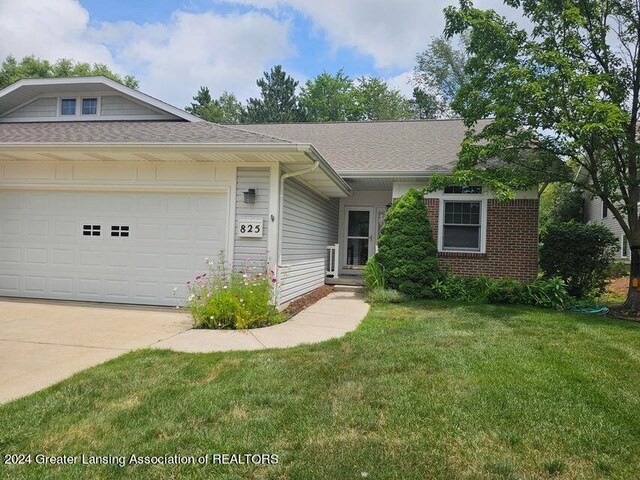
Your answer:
1,302 -> 640,479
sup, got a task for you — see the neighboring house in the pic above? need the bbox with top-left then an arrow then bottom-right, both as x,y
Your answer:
0,77 -> 539,307
583,195 -> 629,262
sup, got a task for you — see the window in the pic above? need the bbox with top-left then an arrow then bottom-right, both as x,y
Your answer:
60,98 -> 76,115
83,225 -> 101,236
442,201 -> 482,251
444,185 -> 483,194
622,235 -> 629,258
602,201 -> 608,218
111,225 -> 130,237
82,98 -> 97,115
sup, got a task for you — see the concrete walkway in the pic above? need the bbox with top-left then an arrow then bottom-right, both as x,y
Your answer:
0,291 -> 368,403
0,299 -> 192,404
152,291 -> 368,352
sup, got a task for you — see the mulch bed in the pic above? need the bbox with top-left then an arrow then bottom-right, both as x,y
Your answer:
282,285 -> 334,318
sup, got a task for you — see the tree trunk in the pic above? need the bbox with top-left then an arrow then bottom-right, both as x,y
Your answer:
624,247 -> 640,311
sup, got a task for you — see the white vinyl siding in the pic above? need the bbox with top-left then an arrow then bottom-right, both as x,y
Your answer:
584,195 -> 628,261
280,179 -> 339,303
100,95 -> 167,117
234,167 -> 270,269
5,97 -> 57,118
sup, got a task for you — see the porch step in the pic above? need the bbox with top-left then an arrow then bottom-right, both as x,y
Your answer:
325,277 -> 365,287
333,285 -> 365,293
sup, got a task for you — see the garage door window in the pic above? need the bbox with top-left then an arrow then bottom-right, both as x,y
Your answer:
82,225 -> 101,236
111,225 -> 130,237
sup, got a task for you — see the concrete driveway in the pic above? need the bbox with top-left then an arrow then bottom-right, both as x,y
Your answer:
0,299 -> 191,404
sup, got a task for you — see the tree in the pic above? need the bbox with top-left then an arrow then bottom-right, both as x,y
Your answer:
185,86 -> 223,123
441,0 -> 640,310
540,222 -> 617,298
374,189 -> 439,297
410,87 -> 444,119
0,55 -> 138,90
539,183 -> 585,233
243,65 -> 304,123
217,91 -> 244,124
354,77 -> 412,121
185,87 -> 244,124
299,70 -> 359,122
412,34 -> 469,116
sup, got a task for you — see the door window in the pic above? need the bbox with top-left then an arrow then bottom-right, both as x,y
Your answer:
346,210 -> 371,266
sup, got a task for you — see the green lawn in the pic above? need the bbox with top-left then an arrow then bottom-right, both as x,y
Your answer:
1,302 -> 640,479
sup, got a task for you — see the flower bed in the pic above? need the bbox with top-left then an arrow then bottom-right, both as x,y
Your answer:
185,254 -> 283,329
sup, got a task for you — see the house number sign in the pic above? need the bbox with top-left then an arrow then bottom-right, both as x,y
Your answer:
237,217 -> 263,237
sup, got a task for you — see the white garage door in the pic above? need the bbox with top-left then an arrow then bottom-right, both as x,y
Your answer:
0,189 -> 228,306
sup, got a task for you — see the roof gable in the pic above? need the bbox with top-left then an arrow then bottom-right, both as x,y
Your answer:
0,76 -> 201,123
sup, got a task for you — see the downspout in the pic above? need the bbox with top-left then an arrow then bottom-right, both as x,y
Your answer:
276,160 -> 320,304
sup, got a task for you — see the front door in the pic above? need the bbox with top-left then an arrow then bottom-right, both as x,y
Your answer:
345,208 -> 373,268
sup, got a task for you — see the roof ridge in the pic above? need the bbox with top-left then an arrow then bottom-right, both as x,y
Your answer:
238,118 -> 486,127
219,122 -> 293,143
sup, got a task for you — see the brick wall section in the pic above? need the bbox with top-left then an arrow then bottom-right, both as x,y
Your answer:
424,198 -> 539,282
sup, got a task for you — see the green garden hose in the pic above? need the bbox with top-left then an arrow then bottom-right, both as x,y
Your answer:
568,305 -> 610,315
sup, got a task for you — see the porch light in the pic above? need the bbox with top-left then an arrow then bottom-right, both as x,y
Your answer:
243,188 -> 257,204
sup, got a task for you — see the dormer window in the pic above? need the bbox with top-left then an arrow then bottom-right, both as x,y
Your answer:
82,98 -> 97,115
60,98 -> 76,115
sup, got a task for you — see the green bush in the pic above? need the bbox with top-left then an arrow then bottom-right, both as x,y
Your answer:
525,277 -> 572,309
486,278 -> 527,304
604,261 -> 629,280
185,253 -> 283,329
539,183 -> 584,234
431,274 -> 492,302
375,188 -> 439,298
430,273 -> 570,310
540,221 -> 618,298
366,288 -> 408,304
363,256 -> 386,290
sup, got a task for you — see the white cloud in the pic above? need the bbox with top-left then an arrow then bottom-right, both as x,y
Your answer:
219,0 -> 523,70
386,70 -> 414,98
0,0 -> 526,106
91,11 -> 293,107
0,0 -> 113,64
0,0 -> 294,107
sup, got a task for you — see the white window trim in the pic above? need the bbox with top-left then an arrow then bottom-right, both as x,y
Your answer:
621,234 -> 629,258
81,96 -> 100,116
435,192 -> 489,254
59,97 -> 78,116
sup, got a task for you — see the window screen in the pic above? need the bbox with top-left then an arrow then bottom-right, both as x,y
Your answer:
442,201 -> 481,251
61,98 -> 76,115
82,98 -> 97,115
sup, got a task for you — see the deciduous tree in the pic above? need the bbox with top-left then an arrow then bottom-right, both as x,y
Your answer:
0,55 -> 138,89
441,0 -> 640,310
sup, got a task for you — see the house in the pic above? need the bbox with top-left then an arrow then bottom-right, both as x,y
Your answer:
0,77 -> 540,307
583,195 -> 629,262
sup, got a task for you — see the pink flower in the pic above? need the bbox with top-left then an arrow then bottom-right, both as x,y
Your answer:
271,278 -> 277,283
196,275 -> 201,281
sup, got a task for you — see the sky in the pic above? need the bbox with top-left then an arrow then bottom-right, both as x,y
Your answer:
0,0 -> 523,109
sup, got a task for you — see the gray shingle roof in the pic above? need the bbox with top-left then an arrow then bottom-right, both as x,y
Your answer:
238,119 -> 491,174
0,121 -> 287,144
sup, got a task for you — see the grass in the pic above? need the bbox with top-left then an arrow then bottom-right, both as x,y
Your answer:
1,301 -> 640,479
